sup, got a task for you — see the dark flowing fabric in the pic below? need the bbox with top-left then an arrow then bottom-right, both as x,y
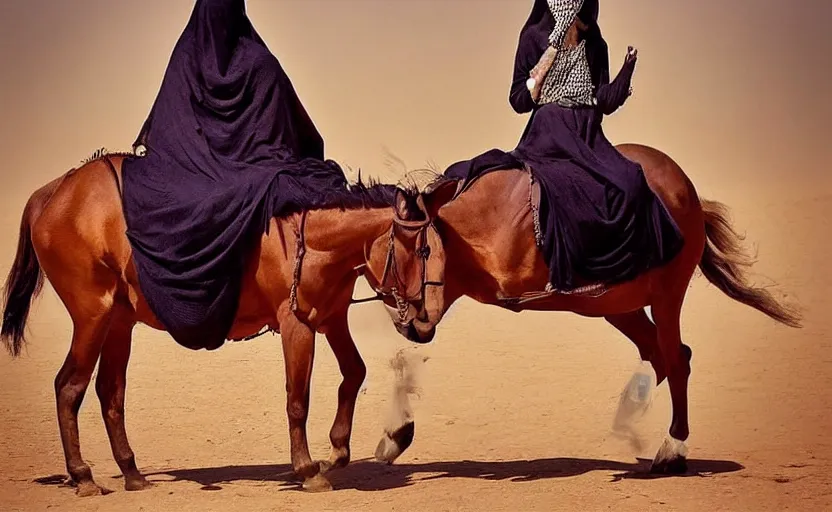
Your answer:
445,0 -> 684,291
122,0 -> 351,350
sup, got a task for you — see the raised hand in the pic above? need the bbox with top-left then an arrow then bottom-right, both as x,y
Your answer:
625,46 -> 638,65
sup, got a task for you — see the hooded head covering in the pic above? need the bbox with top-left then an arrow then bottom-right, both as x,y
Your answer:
516,0 -> 608,89
133,0 -> 323,160
577,0 -> 599,27
519,0 -> 555,49
576,0 -> 609,88
191,0 -> 251,76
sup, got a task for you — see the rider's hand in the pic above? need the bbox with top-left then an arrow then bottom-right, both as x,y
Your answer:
624,47 -> 637,98
625,46 -> 638,65
527,74 -> 545,102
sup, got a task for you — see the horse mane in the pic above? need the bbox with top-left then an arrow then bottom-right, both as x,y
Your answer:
307,159 -> 451,219
306,151 -> 448,212
381,146 -> 447,190
315,171 -> 407,210
82,147 -> 135,165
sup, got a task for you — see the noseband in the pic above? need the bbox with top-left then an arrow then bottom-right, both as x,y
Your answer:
354,215 -> 443,324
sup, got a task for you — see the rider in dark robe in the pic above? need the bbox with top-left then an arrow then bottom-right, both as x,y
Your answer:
446,0 -> 684,292
122,0 -> 350,350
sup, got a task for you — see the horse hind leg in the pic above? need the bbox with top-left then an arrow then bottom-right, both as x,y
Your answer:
606,309 -> 666,383
649,293 -> 694,474
38,232 -> 120,496
605,310 -> 662,452
94,309 -> 151,491
53,299 -> 116,496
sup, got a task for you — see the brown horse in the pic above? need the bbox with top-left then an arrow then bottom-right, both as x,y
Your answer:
364,143 -> 803,473
0,152 -> 427,495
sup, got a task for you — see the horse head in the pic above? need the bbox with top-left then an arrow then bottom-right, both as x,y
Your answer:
362,178 -> 458,344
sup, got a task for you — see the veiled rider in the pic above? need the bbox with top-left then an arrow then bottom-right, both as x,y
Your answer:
505,0 -> 684,290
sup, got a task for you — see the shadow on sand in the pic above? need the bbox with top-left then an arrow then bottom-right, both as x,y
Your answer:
61,456 -> 748,492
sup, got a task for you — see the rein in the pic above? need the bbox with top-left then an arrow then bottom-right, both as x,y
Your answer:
352,215 -> 443,324
288,210 -> 308,312
235,209 -> 442,341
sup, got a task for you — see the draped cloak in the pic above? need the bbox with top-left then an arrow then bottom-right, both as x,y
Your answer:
445,0 -> 685,292
121,0 -> 351,350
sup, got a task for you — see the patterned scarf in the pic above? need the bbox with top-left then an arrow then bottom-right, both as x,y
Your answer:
539,0 -> 597,108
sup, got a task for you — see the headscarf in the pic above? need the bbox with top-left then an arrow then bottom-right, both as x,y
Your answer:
546,0 -> 584,48
517,0 -> 608,89
191,0 -> 251,76
133,0 -> 323,161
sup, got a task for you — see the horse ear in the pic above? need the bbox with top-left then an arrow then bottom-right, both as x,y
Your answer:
423,179 -> 459,219
394,187 -> 410,220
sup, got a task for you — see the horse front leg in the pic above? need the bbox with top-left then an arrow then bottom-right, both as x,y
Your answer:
374,348 -> 424,464
277,303 -> 331,492
319,308 -> 366,473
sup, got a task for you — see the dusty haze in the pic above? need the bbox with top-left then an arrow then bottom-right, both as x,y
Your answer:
1,1 -> 830,511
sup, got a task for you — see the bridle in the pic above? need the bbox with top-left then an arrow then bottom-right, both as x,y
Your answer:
354,214 -> 444,325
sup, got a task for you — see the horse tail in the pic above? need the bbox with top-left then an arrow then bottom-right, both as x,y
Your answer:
1,177 -> 63,357
698,198 -> 802,328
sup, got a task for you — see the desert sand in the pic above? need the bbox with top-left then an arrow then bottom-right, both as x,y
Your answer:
1,186 -> 830,512
2,1 -> 832,510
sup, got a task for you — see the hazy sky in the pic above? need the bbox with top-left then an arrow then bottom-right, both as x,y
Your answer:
0,0 -> 830,211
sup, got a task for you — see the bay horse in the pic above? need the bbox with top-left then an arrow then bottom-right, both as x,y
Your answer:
0,152 -> 431,495
363,143 -> 802,473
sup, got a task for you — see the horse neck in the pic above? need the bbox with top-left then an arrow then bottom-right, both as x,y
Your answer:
438,170 -> 531,296
305,206 -> 392,267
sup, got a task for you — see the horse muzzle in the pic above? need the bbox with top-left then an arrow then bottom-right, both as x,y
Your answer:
395,320 -> 435,344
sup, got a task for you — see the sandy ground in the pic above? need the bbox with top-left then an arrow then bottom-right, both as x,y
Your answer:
1,189 -> 830,512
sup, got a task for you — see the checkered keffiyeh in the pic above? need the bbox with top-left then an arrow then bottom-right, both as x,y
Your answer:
539,0 -> 597,108
546,0 -> 584,47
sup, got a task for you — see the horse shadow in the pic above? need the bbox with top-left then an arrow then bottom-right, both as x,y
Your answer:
125,456 -> 744,492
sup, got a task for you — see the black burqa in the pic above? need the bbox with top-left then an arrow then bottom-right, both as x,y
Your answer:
445,0 -> 684,291
122,0 -> 350,350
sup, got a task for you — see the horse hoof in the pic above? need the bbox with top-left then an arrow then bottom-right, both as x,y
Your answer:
374,435 -> 400,464
302,474 -> 333,493
650,436 -> 689,474
374,421 -> 415,464
319,454 -> 349,474
76,480 -> 111,497
317,460 -> 334,474
650,455 -> 688,475
125,476 -> 153,491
